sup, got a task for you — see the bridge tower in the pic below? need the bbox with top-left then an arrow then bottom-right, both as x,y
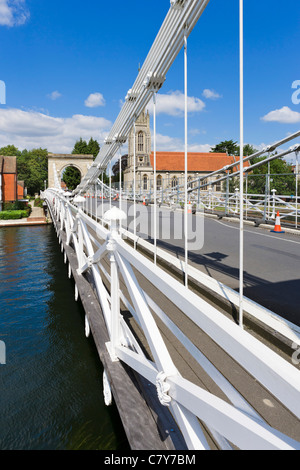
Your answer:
47,153 -> 94,189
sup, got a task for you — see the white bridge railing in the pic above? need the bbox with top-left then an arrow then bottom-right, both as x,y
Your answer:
44,188 -> 300,451
89,175 -> 300,227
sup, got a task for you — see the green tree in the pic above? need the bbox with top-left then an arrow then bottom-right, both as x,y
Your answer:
62,166 -> 81,190
0,145 -> 48,194
72,137 -> 100,159
237,144 -> 258,157
19,148 -> 48,194
87,137 -> 100,159
0,144 -> 21,156
211,140 -> 239,156
247,156 -> 295,195
211,141 -> 258,158
72,138 -> 89,155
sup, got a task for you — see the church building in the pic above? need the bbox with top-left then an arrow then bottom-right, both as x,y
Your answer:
123,110 -> 246,193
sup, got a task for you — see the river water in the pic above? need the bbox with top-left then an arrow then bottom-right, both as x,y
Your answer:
0,225 -> 129,450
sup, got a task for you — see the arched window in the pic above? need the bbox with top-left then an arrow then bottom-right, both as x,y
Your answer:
138,132 -> 144,152
172,176 -> 178,189
143,175 -> 148,191
157,175 -> 162,190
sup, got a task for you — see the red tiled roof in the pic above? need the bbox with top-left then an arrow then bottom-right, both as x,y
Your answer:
0,155 -> 17,174
149,152 -> 249,173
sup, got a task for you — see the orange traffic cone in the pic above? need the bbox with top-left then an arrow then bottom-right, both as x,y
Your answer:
188,201 -> 192,214
271,211 -> 285,233
143,196 -> 146,206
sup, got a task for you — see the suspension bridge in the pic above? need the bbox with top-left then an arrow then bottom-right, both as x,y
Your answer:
42,0 -> 300,451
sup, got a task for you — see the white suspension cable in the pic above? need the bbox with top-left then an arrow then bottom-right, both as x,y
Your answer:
74,0 -> 211,195
101,172 -> 104,226
119,147 -> 122,213
296,151 -> 299,229
133,122 -> 137,249
153,92 -> 157,265
110,161 -> 112,211
239,0 -> 244,328
184,32 -> 188,288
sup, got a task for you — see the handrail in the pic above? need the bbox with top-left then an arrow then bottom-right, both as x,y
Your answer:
43,188 -> 300,450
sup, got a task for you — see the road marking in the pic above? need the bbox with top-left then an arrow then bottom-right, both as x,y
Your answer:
213,219 -> 300,245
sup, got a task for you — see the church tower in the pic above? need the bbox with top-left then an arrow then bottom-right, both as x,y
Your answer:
124,109 -> 153,191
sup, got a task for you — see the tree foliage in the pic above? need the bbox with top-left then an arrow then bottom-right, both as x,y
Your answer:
62,166 -> 81,191
211,140 -> 257,158
0,144 -> 20,156
247,156 -> 296,195
210,140 -> 295,195
0,145 -> 48,194
211,140 -> 239,156
72,137 -> 100,159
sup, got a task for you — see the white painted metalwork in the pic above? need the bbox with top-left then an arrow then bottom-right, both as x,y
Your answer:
153,92 -> 157,264
74,0 -> 211,194
43,188 -> 300,450
239,0 -> 244,328
41,0 -> 300,451
184,32 -> 189,288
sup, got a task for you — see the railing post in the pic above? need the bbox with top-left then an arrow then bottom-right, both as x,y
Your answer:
104,206 -> 127,362
234,188 -> 239,214
108,246 -> 120,362
225,172 -> 229,215
77,213 -> 86,273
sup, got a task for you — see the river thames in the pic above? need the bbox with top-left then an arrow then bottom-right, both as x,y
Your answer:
0,225 -> 129,450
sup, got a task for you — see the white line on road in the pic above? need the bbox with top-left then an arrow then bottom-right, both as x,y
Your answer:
213,219 -> 300,245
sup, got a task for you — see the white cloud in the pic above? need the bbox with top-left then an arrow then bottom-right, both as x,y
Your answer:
202,89 -> 222,100
0,0 -> 29,27
262,106 -> 300,124
152,131 -> 211,153
47,91 -> 62,101
85,92 -> 106,108
0,108 -> 112,153
147,90 -> 205,116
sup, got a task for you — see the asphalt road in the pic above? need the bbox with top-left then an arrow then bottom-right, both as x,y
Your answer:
89,199 -> 300,327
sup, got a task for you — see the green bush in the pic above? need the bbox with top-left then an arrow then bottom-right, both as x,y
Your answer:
0,210 -> 28,220
34,197 -> 44,208
3,201 -> 29,211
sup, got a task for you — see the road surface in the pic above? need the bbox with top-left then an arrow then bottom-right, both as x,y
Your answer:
89,199 -> 300,327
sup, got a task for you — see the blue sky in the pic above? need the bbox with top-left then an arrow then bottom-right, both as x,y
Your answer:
0,0 -> 299,163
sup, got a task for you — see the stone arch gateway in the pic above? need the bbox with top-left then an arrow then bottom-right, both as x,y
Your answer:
47,153 -> 94,190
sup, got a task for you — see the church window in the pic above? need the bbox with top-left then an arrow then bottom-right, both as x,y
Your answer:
138,132 -> 144,152
157,175 -> 162,189
172,176 -> 178,189
143,175 -> 148,191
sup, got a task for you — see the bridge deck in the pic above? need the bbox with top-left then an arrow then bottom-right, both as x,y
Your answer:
59,225 -> 187,450
57,214 -> 300,450
123,266 -> 300,445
